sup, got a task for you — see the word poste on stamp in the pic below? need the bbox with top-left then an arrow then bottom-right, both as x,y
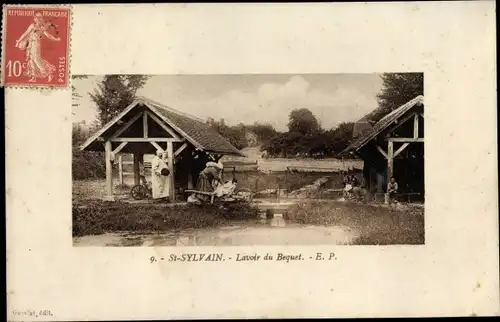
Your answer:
2,6 -> 71,88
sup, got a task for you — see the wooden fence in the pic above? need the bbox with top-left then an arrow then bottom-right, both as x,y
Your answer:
114,156 -> 151,185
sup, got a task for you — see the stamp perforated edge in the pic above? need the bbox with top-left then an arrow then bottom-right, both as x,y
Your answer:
0,3 -> 73,91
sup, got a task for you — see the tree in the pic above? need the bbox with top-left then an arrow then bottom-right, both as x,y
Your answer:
374,73 -> 424,121
261,132 -> 286,157
72,75 -> 89,108
89,75 -> 149,124
287,108 -> 320,135
207,118 -> 248,150
246,122 -> 277,143
330,122 -> 354,153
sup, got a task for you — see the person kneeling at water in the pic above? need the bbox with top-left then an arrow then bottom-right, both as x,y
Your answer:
196,161 -> 224,193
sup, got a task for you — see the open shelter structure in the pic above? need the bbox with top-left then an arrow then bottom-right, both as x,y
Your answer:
80,97 -> 243,202
340,95 -> 425,203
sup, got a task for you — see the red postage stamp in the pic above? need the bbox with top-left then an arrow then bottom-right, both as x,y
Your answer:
1,6 -> 71,88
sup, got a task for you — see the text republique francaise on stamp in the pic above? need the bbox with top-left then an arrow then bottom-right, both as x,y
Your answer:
1,5 -> 71,88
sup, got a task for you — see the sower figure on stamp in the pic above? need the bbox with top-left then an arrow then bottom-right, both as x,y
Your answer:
15,12 -> 60,82
151,150 -> 170,201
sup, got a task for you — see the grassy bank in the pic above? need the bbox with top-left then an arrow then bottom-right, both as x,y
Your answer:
73,200 -> 259,237
284,200 -> 425,245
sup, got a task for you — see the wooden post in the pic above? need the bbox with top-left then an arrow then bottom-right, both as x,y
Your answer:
186,148 -> 194,189
118,154 -> 124,186
183,147 -> 194,189
167,141 -> 175,202
133,152 -> 141,186
385,141 -> 394,204
277,183 -> 280,203
377,173 -> 383,193
369,168 -> 372,192
413,114 -> 419,138
285,167 -> 288,196
104,140 -> 114,200
143,111 -> 148,138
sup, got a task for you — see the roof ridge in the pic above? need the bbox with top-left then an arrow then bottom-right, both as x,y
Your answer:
136,96 -> 206,123
356,95 -> 424,123
377,95 -> 423,122
338,95 -> 424,156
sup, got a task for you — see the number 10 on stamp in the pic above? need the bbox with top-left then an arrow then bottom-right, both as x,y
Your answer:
1,6 -> 71,88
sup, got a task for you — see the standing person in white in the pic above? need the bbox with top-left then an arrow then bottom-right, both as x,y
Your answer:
151,149 -> 170,200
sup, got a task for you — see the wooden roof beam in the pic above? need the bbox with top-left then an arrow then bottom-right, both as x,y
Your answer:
384,111 -> 419,137
110,112 -> 143,139
110,137 -> 184,142
393,143 -> 410,158
79,100 -> 142,151
375,145 -> 388,160
150,141 -> 164,152
174,143 -> 188,157
146,111 -> 182,141
387,138 -> 424,143
112,142 -> 128,157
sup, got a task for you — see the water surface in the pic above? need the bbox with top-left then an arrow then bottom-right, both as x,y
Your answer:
73,214 -> 359,246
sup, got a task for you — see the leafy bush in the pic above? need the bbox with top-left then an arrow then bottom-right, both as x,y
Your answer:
72,148 -> 106,180
72,122 -> 107,180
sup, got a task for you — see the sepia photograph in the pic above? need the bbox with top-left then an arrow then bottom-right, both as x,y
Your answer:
72,73 -> 425,246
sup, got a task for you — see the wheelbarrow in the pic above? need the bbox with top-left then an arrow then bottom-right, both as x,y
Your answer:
130,179 -> 152,200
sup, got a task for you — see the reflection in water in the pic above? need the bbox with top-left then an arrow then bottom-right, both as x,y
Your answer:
74,214 -> 359,247
176,235 -> 201,246
121,236 -> 144,246
270,214 -> 287,227
176,236 -> 190,246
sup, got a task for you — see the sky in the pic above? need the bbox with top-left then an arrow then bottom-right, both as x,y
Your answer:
72,74 -> 383,131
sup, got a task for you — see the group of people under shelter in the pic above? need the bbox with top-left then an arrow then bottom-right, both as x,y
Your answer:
143,149 -> 234,203
343,174 -> 399,203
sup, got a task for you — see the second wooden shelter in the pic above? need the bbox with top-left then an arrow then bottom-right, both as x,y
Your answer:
340,95 -> 425,203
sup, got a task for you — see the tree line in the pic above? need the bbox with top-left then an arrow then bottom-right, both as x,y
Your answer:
204,73 -> 423,158
205,110 -> 355,158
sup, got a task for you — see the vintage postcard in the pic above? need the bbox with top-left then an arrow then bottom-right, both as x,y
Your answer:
4,2 -> 499,320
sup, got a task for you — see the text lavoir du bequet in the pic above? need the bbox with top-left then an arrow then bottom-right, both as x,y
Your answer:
150,252 -> 337,263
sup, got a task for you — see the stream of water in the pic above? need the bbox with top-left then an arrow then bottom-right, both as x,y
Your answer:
73,213 -> 359,246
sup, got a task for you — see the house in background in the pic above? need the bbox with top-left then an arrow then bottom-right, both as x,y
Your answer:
340,95 -> 424,203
